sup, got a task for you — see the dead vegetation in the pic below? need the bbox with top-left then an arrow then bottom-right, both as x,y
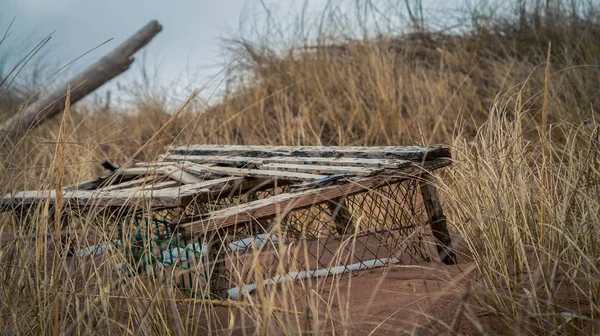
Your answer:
0,0 -> 599,334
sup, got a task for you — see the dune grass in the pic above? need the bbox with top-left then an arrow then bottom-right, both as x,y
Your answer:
1,1 -> 600,334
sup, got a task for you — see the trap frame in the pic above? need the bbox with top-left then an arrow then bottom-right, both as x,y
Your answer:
1,145 -> 456,299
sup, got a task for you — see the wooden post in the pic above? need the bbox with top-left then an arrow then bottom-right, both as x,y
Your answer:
419,173 -> 456,265
1,20 -> 162,136
205,229 -> 228,299
326,196 -> 355,235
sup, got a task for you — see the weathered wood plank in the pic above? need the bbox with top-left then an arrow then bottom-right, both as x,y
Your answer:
118,166 -> 162,176
118,180 -> 180,192
157,154 -> 264,167
101,176 -> 155,191
131,161 -> 181,168
183,164 -> 326,181
157,154 -> 410,171
116,164 -> 208,182
168,145 -> 451,161
0,189 -> 180,208
262,156 -> 412,168
0,177 -> 245,209
0,21 -> 162,136
160,166 -> 203,184
259,163 -> 381,176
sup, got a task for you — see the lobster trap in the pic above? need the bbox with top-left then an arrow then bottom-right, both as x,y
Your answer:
1,145 -> 456,299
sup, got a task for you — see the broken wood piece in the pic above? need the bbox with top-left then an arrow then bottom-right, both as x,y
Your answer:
0,20 -> 163,135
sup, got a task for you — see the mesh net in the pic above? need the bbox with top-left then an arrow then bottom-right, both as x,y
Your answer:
117,178 -> 433,298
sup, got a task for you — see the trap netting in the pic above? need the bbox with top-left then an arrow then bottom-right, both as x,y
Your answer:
119,178 -> 434,298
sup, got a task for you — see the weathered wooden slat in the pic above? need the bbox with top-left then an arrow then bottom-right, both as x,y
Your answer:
118,180 -> 180,192
258,163 -> 381,176
102,176 -> 156,191
262,156 -> 412,168
168,145 -> 451,161
0,189 -> 180,208
0,177 -> 246,209
157,154 -> 264,167
131,161 -> 181,168
119,166 -> 162,176
160,166 -> 203,184
116,164 -> 208,182
183,164 -> 326,181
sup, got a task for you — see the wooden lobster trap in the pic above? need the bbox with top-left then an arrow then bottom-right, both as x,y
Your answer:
0,145 -> 456,299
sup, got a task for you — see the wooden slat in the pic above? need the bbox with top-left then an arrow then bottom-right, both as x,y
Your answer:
118,180 -> 180,192
0,189 -> 179,208
102,176 -> 155,191
259,163 -> 381,176
183,164 -> 326,181
262,156 -> 412,168
157,154 -> 264,167
160,165 -> 203,184
131,161 -> 181,167
116,164 -> 208,182
179,158 -> 452,236
119,166 -> 162,176
0,177 -> 246,209
168,145 -> 451,161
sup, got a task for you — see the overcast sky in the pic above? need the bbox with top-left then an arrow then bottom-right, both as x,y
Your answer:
2,0 -> 319,102
1,0 -> 463,103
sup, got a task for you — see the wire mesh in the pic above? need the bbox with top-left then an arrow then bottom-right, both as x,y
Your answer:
117,178 -> 432,298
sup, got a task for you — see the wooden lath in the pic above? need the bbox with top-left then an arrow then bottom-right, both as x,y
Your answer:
157,154 -> 413,169
1,177 -> 245,209
167,144 -> 451,161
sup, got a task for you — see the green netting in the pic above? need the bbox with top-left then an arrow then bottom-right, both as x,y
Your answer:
121,215 -> 210,297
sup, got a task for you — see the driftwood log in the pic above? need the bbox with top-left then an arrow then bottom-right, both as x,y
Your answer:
0,20 -> 162,136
